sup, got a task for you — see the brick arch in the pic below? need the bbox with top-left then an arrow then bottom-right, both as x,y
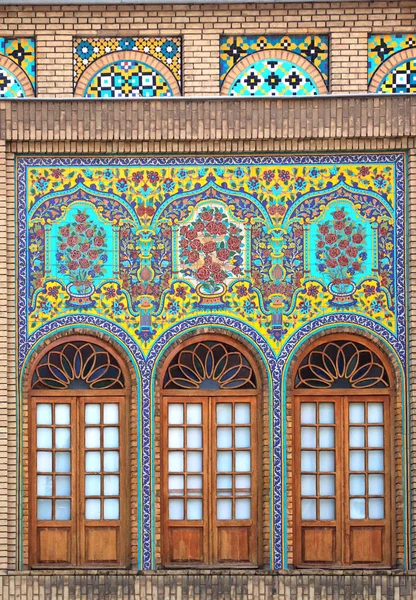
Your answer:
74,50 -> 181,97
284,326 -> 405,568
369,47 -> 416,93
20,328 -> 139,569
152,327 -> 272,567
221,49 -> 328,96
0,55 -> 34,98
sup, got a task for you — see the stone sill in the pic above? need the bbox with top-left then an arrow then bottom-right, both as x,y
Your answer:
4,568 -> 416,576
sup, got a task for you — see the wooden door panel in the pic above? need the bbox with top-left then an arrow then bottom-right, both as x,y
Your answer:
84,527 -> 120,564
349,527 -> 384,564
37,527 -> 72,564
169,528 -> 205,563
301,527 -> 336,564
217,527 -> 251,563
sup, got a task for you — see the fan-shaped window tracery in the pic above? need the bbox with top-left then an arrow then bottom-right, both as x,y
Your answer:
295,340 -> 389,389
31,341 -> 125,390
163,341 -> 257,390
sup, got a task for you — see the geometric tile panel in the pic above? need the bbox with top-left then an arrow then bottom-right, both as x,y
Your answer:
220,34 -> 329,89
228,58 -> 320,97
368,34 -> 416,84
0,66 -> 25,98
0,37 -> 36,95
84,60 -> 174,98
377,58 -> 416,94
74,37 -> 181,91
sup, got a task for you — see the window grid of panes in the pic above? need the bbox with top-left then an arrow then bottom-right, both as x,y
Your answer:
167,402 -> 204,521
216,401 -> 252,521
36,402 -> 72,521
349,401 -> 385,520
300,401 -> 336,522
84,403 -> 120,521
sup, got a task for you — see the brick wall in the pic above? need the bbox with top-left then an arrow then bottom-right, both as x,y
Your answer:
0,1 -> 416,97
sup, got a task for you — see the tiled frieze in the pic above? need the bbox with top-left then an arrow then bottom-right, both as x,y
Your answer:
17,153 -> 407,569
368,34 -> 416,93
0,38 -> 36,98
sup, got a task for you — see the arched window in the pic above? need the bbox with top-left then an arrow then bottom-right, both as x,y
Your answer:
293,337 -> 393,567
161,337 -> 260,566
29,338 -> 130,567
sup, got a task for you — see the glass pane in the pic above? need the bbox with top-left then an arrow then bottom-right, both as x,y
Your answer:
217,451 -> 232,472
104,451 -> 119,472
56,476 -> 71,496
350,497 -> 365,519
37,499 -> 52,520
37,428 -> 52,449
369,498 -> 384,519
320,499 -> 335,520
55,499 -> 70,521
301,427 -> 316,448
349,426 -> 365,448
368,474 -> 384,495
368,450 -> 384,471
104,427 -> 119,449
301,474 -> 316,496
368,403 -> 383,424
235,427 -> 250,448
168,404 -> 183,425
103,475 -> 119,496
85,475 -> 101,496
236,474 -> 251,494
217,498 -> 232,520
85,404 -> 100,424
300,403 -> 316,424
168,427 -> 184,449
187,475 -> 202,495
187,428 -> 202,449
85,451 -> 100,472
301,498 -> 316,520
85,427 -> 101,449
236,498 -> 251,519
187,499 -> 202,520
216,403 -> 232,424
37,475 -> 53,496
319,451 -> 335,472
55,428 -> 71,449
301,451 -> 316,472
103,404 -> 119,424
55,404 -> 70,425
168,451 -> 184,472
37,451 -> 52,472
350,450 -> 365,471
319,427 -> 334,448
217,427 -> 232,449
55,452 -> 71,473
169,498 -> 184,520
319,403 -> 334,424
235,451 -> 251,472
217,474 -> 232,494
104,498 -> 119,520
319,474 -> 335,496
187,404 -> 202,425
187,451 -> 202,473
235,403 -> 250,424
368,426 -> 384,448
350,474 -> 365,496
37,404 -> 52,425
168,475 -> 184,496
85,498 -> 101,520
349,403 -> 365,424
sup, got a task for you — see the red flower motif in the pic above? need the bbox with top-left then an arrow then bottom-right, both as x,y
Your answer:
276,205 -> 286,215
344,226 -> 352,235
317,241 -> 325,249
232,266 -> 241,276
75,213 -> 87,223
186,229 -> 197,241
333,210 -> 346,221
70,250 -> 81,260
325,234 -> 337,245
59,243 -> 67,250
217,223 -> 227,235
326,259 -> 337,268
263,170 -> 274,182
190,239 -> 202,251
339,239 -> 349,249
67,236 -> 78,247
147,171 -> 159,184
79,258 -> 89,269
137,206 -> 146,217
85,229 -> 94,238
146,206 -> 155,216
203,241 -> 216,254
60,227 -> 70,237
360,167 -> 370,177
346,246 -> 358,258
338,256 -> 349,266
194,222 -> 205,232
196,266 -> 210,281
214,212 -> 223,221
329,247 -> 340,258
352,261 -> 361,271
352,233 -> 363,244
80,242 -> 90,252
334,221 -> 345,231
214,271 -> 225,283
269,206 -> 277,215
88,250 -> 99,260
319,225 -> 329,235
188,251 -> 199,264
132,171 -> 143,184
227,236 -> 241,251
68,261 -> 78,270
201,211 -> 213,222
180,239 -> 188,249
379,226 -> 388,236
94,236 -> 104,247
51,169 -> 63,178
211,262 -> 221,273
206,221 -> 219,235
217,248 -> 230,262
294,228 -> 303,238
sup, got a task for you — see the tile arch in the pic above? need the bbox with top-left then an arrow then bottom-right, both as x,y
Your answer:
220,49 -> 328,97
369,47 -> 416,93
0,54 -> 34,98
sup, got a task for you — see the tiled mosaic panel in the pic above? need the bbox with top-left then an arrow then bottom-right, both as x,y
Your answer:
0,66 -> 25,98
74,37 -> 181,90
220,35 -> 328,87
0,37 -> 35,96
368,34 -> 416,83
84,60 -> 173,98
228,58 -> 319,97
377,58 -> 416,93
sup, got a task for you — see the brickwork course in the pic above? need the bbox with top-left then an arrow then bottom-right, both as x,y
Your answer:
1,1 -> 416,598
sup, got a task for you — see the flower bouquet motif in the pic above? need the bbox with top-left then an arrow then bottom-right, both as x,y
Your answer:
316,207 -> 366,303
57,210 -> 107,306
179,207 -> 244,297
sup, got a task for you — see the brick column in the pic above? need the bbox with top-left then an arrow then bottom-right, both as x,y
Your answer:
330,32 -> 368,94
182,30 -> 220,96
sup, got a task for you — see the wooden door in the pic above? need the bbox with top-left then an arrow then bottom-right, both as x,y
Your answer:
162,393 -> 259,566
